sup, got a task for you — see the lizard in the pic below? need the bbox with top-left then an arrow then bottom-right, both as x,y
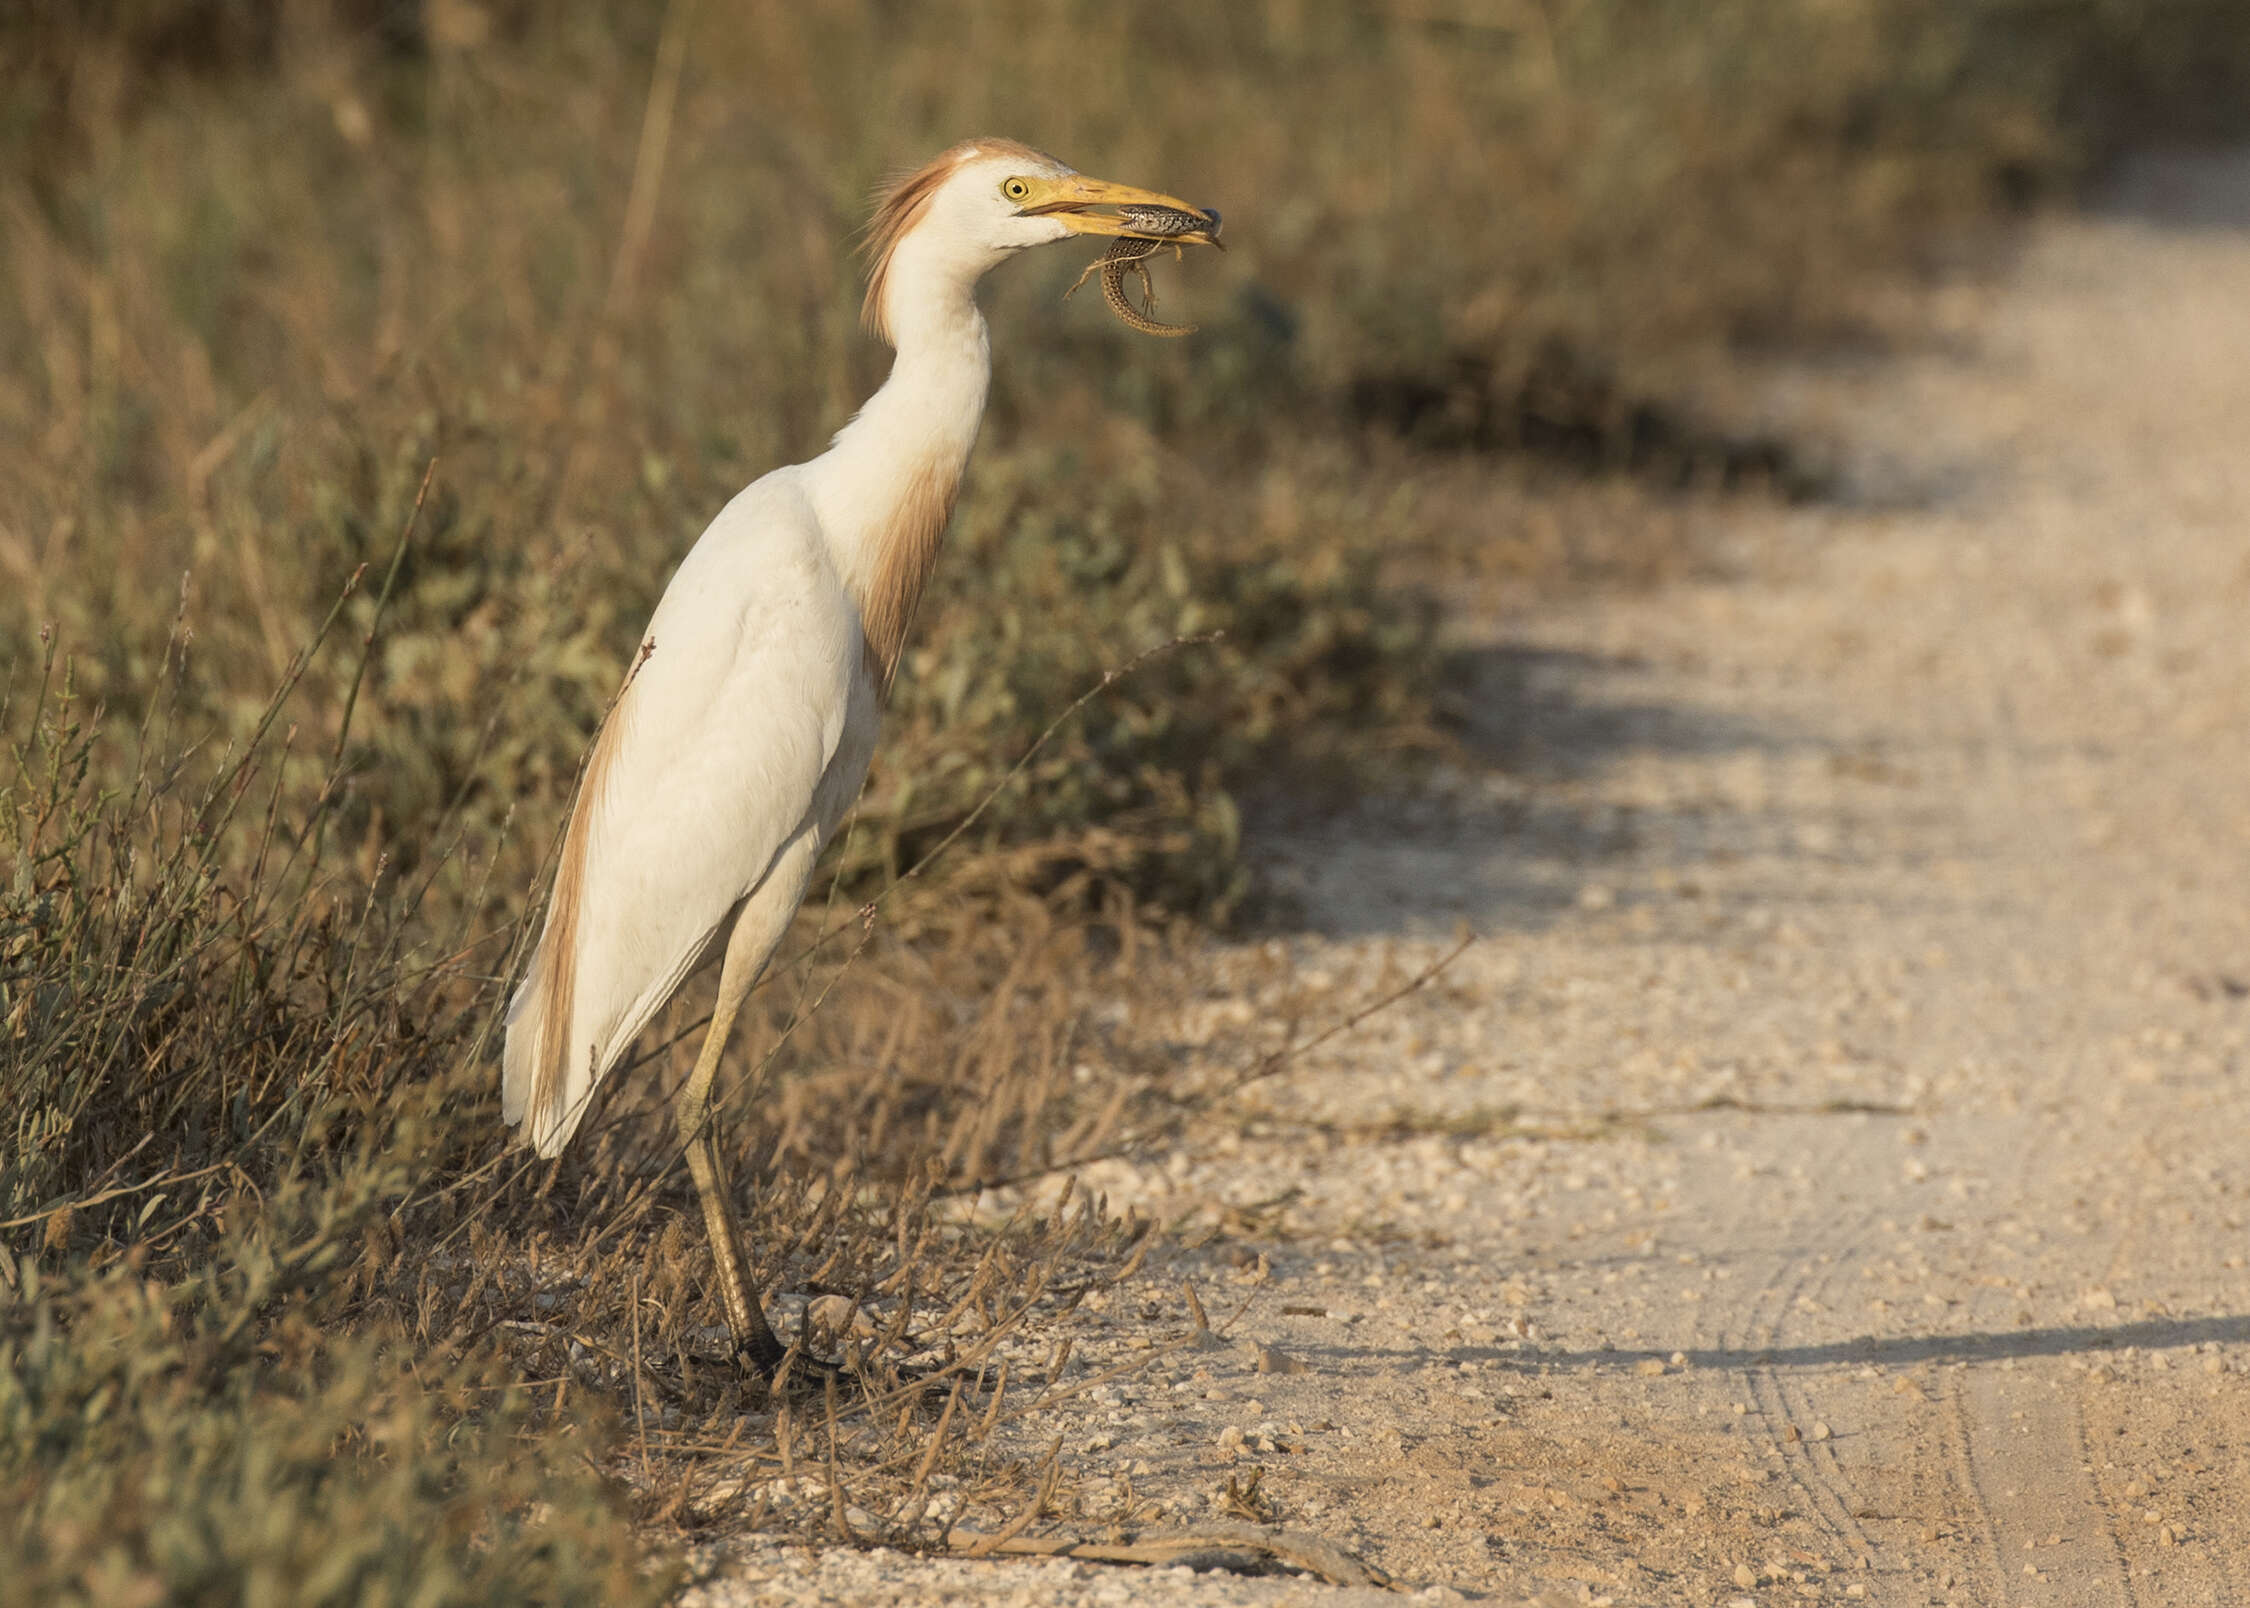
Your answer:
1064,203 -> 1218,337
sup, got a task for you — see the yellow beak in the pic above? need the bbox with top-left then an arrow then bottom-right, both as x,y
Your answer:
1018,174 -> 1224,248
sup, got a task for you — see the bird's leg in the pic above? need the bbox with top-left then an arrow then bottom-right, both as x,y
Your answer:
673,971 -> 791,1376
673,906 -> 985,1402
674,864 -> 845,1383
670,837 -> 839,1388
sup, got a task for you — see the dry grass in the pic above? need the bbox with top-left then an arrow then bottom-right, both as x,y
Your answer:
0,610 -> 1216,1599
5,1 -> 2247,1601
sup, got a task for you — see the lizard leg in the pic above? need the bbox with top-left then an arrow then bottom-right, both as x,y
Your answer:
1062,256 -> 1106,300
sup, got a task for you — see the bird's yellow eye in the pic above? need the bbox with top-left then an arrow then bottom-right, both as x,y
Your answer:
1002,177 -> 1031,203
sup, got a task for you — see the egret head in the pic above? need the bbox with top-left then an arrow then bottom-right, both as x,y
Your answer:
863,138 -> 1220,344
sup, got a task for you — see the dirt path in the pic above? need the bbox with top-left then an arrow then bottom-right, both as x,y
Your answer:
690,154 -> 2250,1606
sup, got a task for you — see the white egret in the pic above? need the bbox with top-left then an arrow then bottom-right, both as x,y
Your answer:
501,139 -> 1219,1377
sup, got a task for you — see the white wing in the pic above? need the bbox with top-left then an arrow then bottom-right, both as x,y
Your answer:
502,469 -> 864,1156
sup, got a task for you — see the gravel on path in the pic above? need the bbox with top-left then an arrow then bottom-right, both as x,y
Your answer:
689,150 -> 2250,1608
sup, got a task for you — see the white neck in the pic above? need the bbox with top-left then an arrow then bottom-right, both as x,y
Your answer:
805,267 -> 991,631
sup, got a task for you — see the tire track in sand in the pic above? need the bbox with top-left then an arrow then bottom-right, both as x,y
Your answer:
938,150 -> 2250,1607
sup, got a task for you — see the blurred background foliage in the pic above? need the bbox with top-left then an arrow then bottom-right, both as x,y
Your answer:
4,0 -> 2248,1599
6,0 -> 2246,921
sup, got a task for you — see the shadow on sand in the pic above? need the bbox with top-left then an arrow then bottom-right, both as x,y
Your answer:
1245,641 -> 1954,941
1300,1314 -> 2250,1378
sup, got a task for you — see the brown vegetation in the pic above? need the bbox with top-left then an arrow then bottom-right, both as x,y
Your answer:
4,1 -> 2244,1601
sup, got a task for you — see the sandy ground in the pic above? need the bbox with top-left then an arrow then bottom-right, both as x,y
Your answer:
688,153 -> 2250,1606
